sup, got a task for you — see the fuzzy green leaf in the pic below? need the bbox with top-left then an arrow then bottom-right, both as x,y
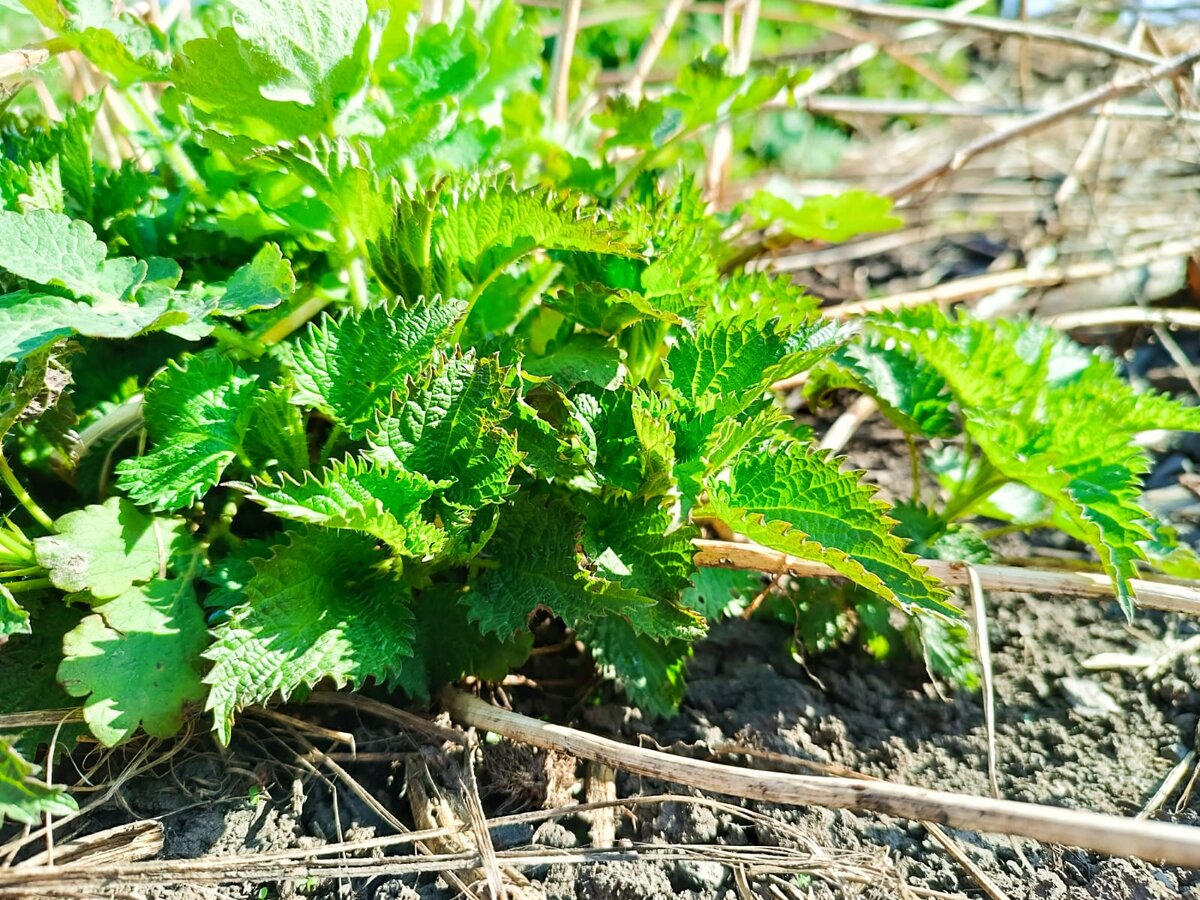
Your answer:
0,208 -> 144,302
115,351 -> 260,510
0,737 -> 77,826
214,243 -> 296,317
464,493 -> 690,640
395,584 -> 533,700
581,495 -> 698,605
666,315 -> 844,420
871,305 -> 1200,615
0,605 -> 84,756
34,497 -> 188,600
242,386 -> 309,475
697,440 -> 953,616
242,457 -> 445,558
370,180 -> 636,300
289,298 -> 467,438
58,577 -> 208,746
749,190 -> 903,243
23,0 -> 169,86
682,567 -> 761,620
368,353 -> 519,511
809,340 -> 956,439
0,290 -> 179,365
0,585 -> 29,639
204,529 -> 415,744
172,0 -> 373,141
577,618 -> 690,719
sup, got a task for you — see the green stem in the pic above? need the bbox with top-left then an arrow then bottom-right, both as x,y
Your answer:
1,566 -> 42,578
5,578 -> 51,594
319,424 -> 345,464
979,523 -> 1040,541
119,90 -> 210,202
341,227 -> 371,312
943,469 -> 1008,522
255,288 -> 330,347
210,324 -> 266,359
0,526 -> 32,560
449,249 -> 530,346
608,101 -> 773,202
0,456 -> 53,531
905,433 -> 921,504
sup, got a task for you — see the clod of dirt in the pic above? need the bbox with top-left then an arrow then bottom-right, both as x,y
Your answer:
532,820 -> 578,849
573,860 -> 674,900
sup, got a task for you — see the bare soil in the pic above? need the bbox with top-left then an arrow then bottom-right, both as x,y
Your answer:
51,575 -> 1200,900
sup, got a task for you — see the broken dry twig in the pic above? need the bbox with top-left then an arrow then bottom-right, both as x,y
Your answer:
444,689 -> 1200,867
692,538 -> 1200,617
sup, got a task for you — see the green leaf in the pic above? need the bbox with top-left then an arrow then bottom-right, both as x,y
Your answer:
23,1 -> 169,86
289,298 -> 467,438
241,386 -> 309,475
34,497 -> 188,600
58,577 -> 208,746
809,340 -> 956,439
368,352 -> 519,511
253,137 -> 390,244
771,579 -> 857,656
871,305 -> 1200,615
581,495 -> 698,608
395,583 -> 533,700
242,457 -> 445,558
0,345 -> 62,441
0,604 -> 84,756
910,613 -> 978,690
0,290 -> 179,365
204,528 -> 415,744
577,618 -> 690,719
115,351 -> 261,510
673,404 -> 790,511
890,501 -> 992,564
464,493 -> 685,639
0,737 -> 77,826
214,243 -> 295,316
683,567 -> 761,621
0,209 -> 144,303
0,585 -> 29,639
574,388 -> 676,497
172,0 -> 374,141
524,338 -> 625,391
749,190 -> 903,243
667,49 -> 791,133
697,439 -> 954,617
370,180 -> 636,301
666,315 -> 844,420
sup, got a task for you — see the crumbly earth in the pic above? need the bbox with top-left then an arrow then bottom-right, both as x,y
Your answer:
29,581 -> 1200,900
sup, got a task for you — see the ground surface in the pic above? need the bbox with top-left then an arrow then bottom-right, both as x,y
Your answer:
57,571 -> 1200,900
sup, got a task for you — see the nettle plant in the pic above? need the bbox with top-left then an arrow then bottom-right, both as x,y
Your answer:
0,0 -> 1197,823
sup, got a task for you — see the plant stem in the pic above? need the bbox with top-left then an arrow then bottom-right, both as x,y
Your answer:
5,578 -> 51,594
0,456 -> 54,531
905,433 -> 921,504
942,469 -> 1009,522
341,226 -> 370,311
210,324 -> 266,359
979,523 -> 1039,540
0,526 -> 32,560
118,89 -> 210,202
319,424 -> 345,464
0,566 -> 42,579
256,290 -> 331,347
